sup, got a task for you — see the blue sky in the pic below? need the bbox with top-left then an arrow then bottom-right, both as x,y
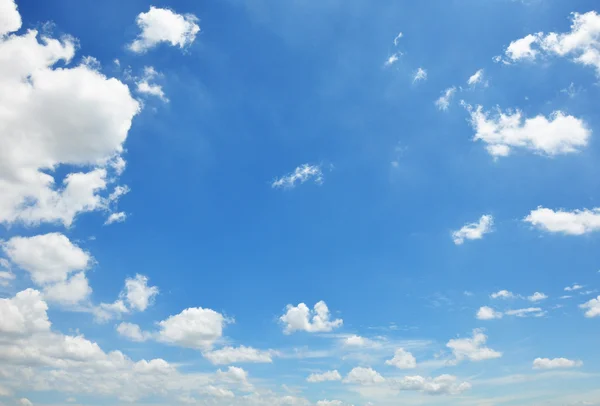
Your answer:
1,0 -> 600,405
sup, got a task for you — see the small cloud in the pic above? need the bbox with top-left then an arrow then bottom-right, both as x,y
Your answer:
272,164 -> 323,189
527,292 -> 548,302
476,306 -> 503,320
565,284 -> 583,292
490,290 -> 515,299
467,69 -> 487,87
393,32 -> 403,46
413,67 -> 427,83
452,215 -> 493,245
105,212 -> 127,225
384,53 -> 401,67
435,87 -> 457,111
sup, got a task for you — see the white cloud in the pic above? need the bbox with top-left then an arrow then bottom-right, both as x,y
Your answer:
43,272 -> 92,305
116,322 -> 151,342
316,401 -> 342,406
0,18 -> 140,226
272,164 -> 323,189
524,207 -> 600,235
342,334 -> 380,348
565,284 -> 584,292
280,301 -> 342,334
204,346 -> 275,365
129,6 -> 200,53
0,258 -> 14,287
123,274 -> 159,311
435,87 -> 456,111
477,306 -> 503,320
384,53 -> 401,67
393,374 -> 472,395
533,358 -> 583,369
18,399 -> 33,406
491,290 -> 515,299
467,69 -> 485,86
344,367 -> 386,385
413,67 -> 427,83
385,348 -> 417,369
135,66 -> 168,102
580,296 -> 600,318
157,307 -> 231,350
0,288 -> 50,335
464,104 -> 590,157
0,0 -> 20,36
447,329 -> 502,363
393,32 -> 403,46
307,370 -> 342,383
528,292 -> 548,302
505,307 -> 545,317
505,12 -> 600,74
452,214 -> 493,245
105,211 -> 126,225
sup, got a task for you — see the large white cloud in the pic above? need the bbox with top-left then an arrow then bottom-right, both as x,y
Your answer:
533,357 -> 583,369
203,346 -> 276,365
452,215 -> 493,245
157,307 -> 231,350
385,348 -> 417,369
446,329 -> 502,363
0,289 -> 50,335
524,207 -> 600,235
280,301 -> 342,334
0,0 -> 21,36
465,104 -> 590,158
505,12 -> 600,74
0,5 -> 139,227
129,6 -> 200,53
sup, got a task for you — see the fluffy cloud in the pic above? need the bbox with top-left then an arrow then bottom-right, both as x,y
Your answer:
565,284 -> 584,292
105,211 -> 126,225
413,67 -> 427,83
123,274 -> 159,311
528,292 -> 548,302
0,289 -> 50,335
204,346 -> 275,365
465,105 -> 590,157
307,370 -> 342,383
0,0 -> 20,35
477,306 -> 503,320
393,375 -> 471,395
505,12 -> 600,74
135,66 -> 168,102
533,357 -> 583,369
43,272 -> 92,305
467,69 -> 485,86
435,87 -> 456,111
344,367 -> 386,385
524,207 -> 600,235
342,335 -> 380,348
129,6 -> 200,53
491,290 -> 515,299
116,322 -> 151,342
446,329 -> 502,363
505,307 -> 545,317
452,215 -> 493,245
272,164 -> 324,189
580,296 -> 600,318
0,258 -> 15,287
385,348 -> 417,369
157,307 -> 231,350
0,14 -> 140,226
280,301 -> 342,334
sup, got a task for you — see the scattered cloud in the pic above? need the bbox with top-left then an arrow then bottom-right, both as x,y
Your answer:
123,274 -> 159,312
129,6 -> 200,53
413,67 -> 428,83
435,87 -> 456,111
116,322 -> 151,342
505,307 -> 545,317
385,348 -> 417,369
525,207 -> 600,235
580,296 -> 600,318
105,211 -> 127,225
528,292 -> 548,302
343,367 -> 386,385
203,346 -> 276,365
565,284 -> 584,292
280,301 -> 342,334
452,215 -> 494,245
533,358 -> 583,369
491,290 -> 516,299
392,375 -> 472,395
467,69 -> 486,86
135,66 -> 168,102
272,164 -> 323,189
477,306 -> 503,320
307,370 -> 342,383
384,53 -> 401,67
393,32 -> 403,46
464,104 -> 590,158
157,307 -> 232,350
446,329 -> 502,363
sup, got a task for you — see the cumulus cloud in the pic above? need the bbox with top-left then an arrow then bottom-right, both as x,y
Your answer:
505,307 -> 545,317
393,374 -> 471,395
435,87 -> 456,111
565,284 -> 584,292
467,69 -> 486,86
477,306 -> 503,320
504,12 -> 600,74
491,290 -> 515,299
116,322 -> 151,342
464,104 -> 590,158
157,307 -> 231,350
447,329 -> 502,363
316,401 -> 343,406
580,296 -> 600,318
0,0 -> 21,35
129,6 -> 200,53
385,348 -> 417,369
272,164 -> 323,189
524,207 -> 600,235
343,367 -> 386,385
280,301 -> 342,334
105,211 -> 126,225
0,15 -> 140,226
203,346 -> 275,365
123,274 -> 159,311
307,370 -> 342,383
342,335 -> 380,348
533,357 -> 583,369
135,66 -> 168,102
528,292 -> 548,302
452,215 -> 493,245
413,67 -> 427,83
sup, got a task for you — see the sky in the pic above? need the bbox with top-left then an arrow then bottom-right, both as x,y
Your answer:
1,0 -> 600,405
